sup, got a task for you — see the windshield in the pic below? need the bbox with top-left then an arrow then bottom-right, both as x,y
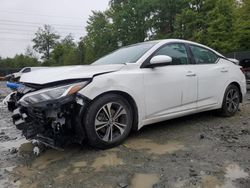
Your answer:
92,42 -> 158,65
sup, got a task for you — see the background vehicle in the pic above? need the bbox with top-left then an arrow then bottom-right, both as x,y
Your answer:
4,39 -> 247,149
4,67 -> 47,82
239,59 -> 250,89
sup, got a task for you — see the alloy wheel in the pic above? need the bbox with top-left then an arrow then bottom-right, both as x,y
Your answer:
226,88 -> 239,113
94,102 -> 128,142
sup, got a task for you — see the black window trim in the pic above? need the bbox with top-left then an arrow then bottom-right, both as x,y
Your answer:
140,42 -> 195,68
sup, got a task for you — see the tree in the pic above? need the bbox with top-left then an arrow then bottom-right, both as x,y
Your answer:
2,0 -> 250,69
83,11 -> 117,63
152,0 -> 185,39
0,54 -> 39,69
32,25 -> 60,61
234,0 -> 250,51
76,40 -> 86,65
109,0 -> 153,45
25,45 -> 39,59
173,0 -> 238,53
174,0 -> 217,42
61,34 -> 75,47
51,35 -> 78,65
206,0 -> 235,53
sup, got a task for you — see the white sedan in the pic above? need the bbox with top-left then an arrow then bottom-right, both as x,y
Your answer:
6,39 -> 247,149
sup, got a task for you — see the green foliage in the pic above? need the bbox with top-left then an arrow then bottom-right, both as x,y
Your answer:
83,11 -> 118,63
1,0 -> 250,69
51,35 -> 78,66
0,54 -> 39,69
32,25 -> 60,61
109,0 -> 153,45
173,0 -> 236,52
234,0 -> 250,51
152,0 -> 185,39
174,0 -> 218,42
206,0 -> 235,53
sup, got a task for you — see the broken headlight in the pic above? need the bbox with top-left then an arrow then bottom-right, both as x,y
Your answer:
19,82 -> 89,105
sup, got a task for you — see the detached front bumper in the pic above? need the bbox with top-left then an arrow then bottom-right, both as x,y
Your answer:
8,94 -> 90,149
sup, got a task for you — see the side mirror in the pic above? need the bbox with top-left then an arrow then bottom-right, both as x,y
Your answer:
149,55 -> 172,67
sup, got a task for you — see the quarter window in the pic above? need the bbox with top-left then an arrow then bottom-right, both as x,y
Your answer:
154,43 -> 190,65
190,45 -> 218,64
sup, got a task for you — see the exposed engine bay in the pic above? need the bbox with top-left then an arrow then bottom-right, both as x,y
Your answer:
5,81 -> 90,149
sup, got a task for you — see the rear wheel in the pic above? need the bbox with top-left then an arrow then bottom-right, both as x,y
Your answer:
218,84 -> 240,117
84,94 -> 133,149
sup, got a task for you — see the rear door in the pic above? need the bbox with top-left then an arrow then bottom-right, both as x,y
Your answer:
142,43 -> 198,119
188,44 -> 229,108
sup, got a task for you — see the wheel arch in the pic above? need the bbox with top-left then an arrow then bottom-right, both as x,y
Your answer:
230,81 -> 243,103
91,90 -> 139,131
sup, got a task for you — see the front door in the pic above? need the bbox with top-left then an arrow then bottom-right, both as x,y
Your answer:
142,43 -> 197,120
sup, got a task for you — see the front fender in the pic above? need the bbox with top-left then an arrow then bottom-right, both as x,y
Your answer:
78,71 -> 145,129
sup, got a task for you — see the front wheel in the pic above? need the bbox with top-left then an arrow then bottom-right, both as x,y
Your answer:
84,94 -> 133,149
218,84 -> 240,117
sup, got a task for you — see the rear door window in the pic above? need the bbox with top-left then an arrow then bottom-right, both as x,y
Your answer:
190,45 -> 218,64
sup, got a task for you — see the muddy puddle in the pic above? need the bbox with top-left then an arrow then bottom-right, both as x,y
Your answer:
72,160 -> 87,168
31,149 -> 67,170
71,160 -> 87,174
11,146 -> 74,187
91,152 -> 124,171
0,137 -> 28,151
131,173 -> 159,188
11,146 -> 125,187
201,164 -> 249,188
202,176 -> 223,188
125,138 -> 185,155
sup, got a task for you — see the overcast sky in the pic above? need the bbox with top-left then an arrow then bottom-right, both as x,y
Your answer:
0,0 -> 110,58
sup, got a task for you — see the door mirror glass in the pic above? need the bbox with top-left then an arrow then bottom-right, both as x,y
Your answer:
150,55 -> 172,66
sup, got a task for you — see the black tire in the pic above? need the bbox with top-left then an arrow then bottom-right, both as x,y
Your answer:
218,84 -> 240,117
83,94 -> 133,149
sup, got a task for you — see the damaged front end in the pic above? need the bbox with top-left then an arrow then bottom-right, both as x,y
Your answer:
5,80 -> 91,149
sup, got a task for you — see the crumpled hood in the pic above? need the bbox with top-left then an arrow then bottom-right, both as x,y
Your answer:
20,64 -> 125,85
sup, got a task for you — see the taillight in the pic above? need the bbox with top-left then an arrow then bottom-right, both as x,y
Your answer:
240,67 -> 245,73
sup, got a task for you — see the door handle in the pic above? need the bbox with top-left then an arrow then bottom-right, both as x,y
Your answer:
221,68 -> 228,73
186,71 -> 196,77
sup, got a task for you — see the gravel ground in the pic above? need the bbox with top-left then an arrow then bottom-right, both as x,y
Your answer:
0,81 -> 250,188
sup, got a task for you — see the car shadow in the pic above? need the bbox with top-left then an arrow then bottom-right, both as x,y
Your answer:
130,110 -> 216,137
77,110 -> 217,151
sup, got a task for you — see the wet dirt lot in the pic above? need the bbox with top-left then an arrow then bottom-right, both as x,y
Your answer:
0,81 -> 250,188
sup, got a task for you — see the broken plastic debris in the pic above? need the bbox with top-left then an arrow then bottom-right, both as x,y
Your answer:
6,82 -> 21,90
33,146 -> 40,156
32,140 -> 39,145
